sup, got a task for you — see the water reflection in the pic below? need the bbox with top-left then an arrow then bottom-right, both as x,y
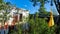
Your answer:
0,27 -> 9,34
0,23 -> 30,34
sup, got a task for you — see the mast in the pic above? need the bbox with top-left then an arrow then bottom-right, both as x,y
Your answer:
54,0 -> 60,14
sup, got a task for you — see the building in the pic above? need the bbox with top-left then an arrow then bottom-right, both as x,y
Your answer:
0,7 -> 29,25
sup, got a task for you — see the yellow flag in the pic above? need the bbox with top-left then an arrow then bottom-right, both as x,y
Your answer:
48,11 -> 54,27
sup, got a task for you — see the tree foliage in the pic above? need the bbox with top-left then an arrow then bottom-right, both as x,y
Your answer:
0,0 -> 11,10
28,12 -> 56,34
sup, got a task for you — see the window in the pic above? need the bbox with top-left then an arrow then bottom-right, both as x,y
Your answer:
20,14 -> 22,21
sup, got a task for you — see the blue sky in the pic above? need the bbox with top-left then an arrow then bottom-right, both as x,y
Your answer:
4,0 -> 59,14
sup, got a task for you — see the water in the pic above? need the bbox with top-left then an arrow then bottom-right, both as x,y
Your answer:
0,23 -> 30,34
1,29 -> 4,34
0,28 -> 9,34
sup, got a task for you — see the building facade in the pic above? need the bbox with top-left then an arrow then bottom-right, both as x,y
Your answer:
0,7 -> 29,26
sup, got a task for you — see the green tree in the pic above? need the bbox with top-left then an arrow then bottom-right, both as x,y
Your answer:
30,0 -> 57,33
0,0 -> 13,23
29,12 -> 56,34
0,0 -> 11,10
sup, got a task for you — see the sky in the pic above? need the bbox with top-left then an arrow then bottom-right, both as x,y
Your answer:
4,0 -> 59,15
